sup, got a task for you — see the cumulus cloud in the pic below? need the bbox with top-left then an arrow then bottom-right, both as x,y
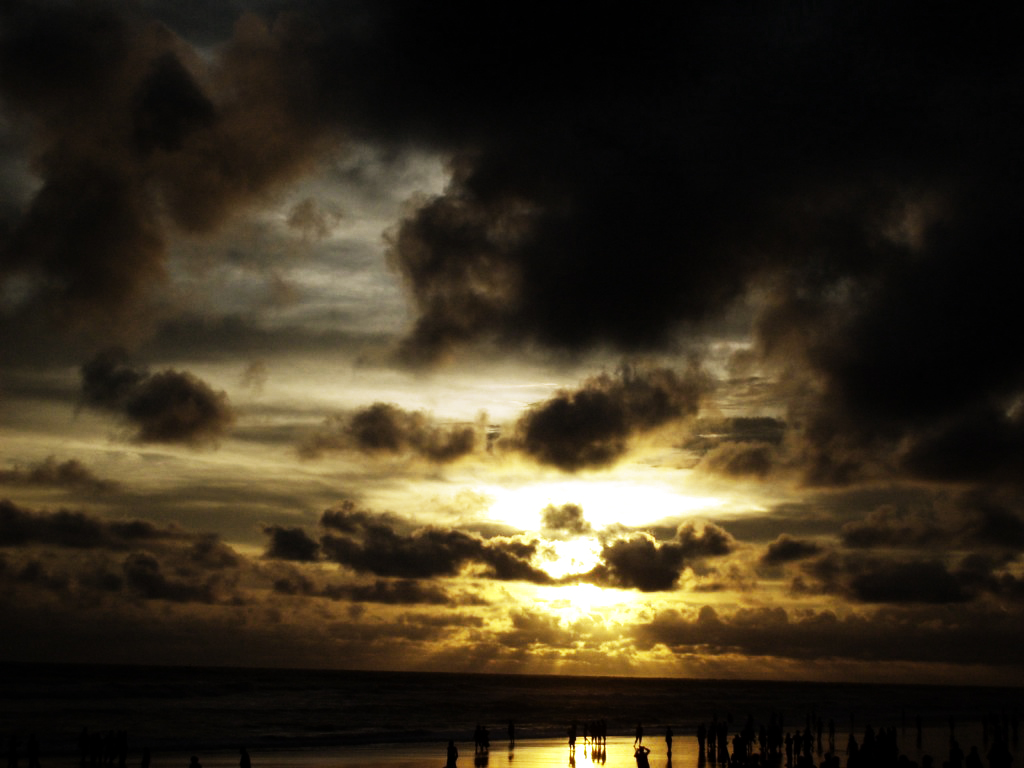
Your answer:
580,522 -> 735,592
512,364 -> 709,471
80,349 -> 234,445
299,403 -> 477,462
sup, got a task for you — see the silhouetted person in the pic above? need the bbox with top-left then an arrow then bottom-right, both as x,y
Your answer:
949,739 -> 964,768
140,749 -> 150,768
189,757 -> 202,768
446,740 -> 458,768
635,723 -> 644,747
665,727 -> 673,756
634,745 -> 650,768
569,722 -> 577,753
239,747 -> 250,768
508,721 -> 515,748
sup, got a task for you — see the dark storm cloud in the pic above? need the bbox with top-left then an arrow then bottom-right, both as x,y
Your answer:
0,456 -> 119,494
541,503 -> 592,538
0,498 -> 175,549
581,522 -> 735,592
317,502 -> 552,583
512,365 -> 708,471
80,349 -> 234,445
300,403 -> 477,462
341,1 -> 1020,368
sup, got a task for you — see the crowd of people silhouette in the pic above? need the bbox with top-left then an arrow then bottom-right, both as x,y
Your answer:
442,709 -> 1019,768
3,709 -> 1018,768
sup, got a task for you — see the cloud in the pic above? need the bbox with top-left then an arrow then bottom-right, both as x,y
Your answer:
80,349 -> 234,445
794,552 -> 1009,605
317,502 -> 552,583
122,552 -> 217,603
0,498 -> 175,549
540,503 -> 592,538
262,525 -> 319,562
580,522 -> 735,592
838,496 -> 1024,553
0,456 -> 118,493
845,560 -> 970,605
0,1 -> 327,339
634,603 -> 1024,667
839,505 -> 948,550
322,579 -> 454,605
299,403 -> 477,462
760,535 -> 823,566
512,364 -> 709,471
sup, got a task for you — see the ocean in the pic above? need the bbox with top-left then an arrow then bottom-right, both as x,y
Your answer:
1,664 -> 1020,767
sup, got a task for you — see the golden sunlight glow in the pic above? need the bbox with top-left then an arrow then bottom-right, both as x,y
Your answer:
540,538 -> 603,579
540,583 -> 629,619
483,479 -> 725,532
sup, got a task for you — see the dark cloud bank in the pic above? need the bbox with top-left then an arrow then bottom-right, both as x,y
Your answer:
3,0 -> 1018,490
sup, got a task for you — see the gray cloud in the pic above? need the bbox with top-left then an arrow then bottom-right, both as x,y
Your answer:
635,603 -> 1024,667
80,349 -> 234,445
0,456 -> 119,494
760,535 -> 823,566
300,403 -> 477,463
540,503 -> 591,538
317,502 -> 552,583
262,524 -> 320,562
0,498 -> 176,549
122,552 -> 218,603
580,522 -> 735,592
512,364 -> 709,471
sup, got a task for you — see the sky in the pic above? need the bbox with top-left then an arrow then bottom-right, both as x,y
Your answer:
2,0 -> 1024,686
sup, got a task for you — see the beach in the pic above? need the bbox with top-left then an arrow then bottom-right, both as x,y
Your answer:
3,664 -> 1018,768
28,726 -> 1002,768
